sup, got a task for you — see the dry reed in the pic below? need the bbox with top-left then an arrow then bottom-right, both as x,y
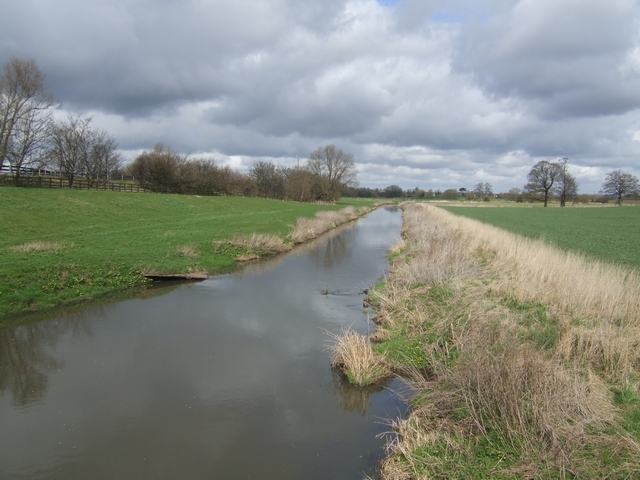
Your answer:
327,326 -> 390,386
230,233 -> 291,254
288,205 -> 371,244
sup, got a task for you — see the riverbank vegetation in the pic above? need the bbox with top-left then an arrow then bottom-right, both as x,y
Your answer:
441,204 -> 640,269
0,187 -> 376,320
346,203 -> 640,478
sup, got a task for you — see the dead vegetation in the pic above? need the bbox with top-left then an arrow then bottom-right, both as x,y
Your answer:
369,203 -> 640,479
8,241 -> 68,253
327,326 -> 390,386
288,205 -> 371,244
231,233 -> 291,258
175,244 -> 200,258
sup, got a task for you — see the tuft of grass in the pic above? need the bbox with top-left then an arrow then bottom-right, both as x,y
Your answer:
8,241 -> 66,253
175,245 -> 200,258
327,326 -> 390,386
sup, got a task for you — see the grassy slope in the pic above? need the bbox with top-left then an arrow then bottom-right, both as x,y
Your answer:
0,187 -> 373,318
441,205 -> 640,268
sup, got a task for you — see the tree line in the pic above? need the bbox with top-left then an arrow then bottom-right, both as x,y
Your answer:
524,158 -> 639,206
1,58 -> 358,202
126,143 -> 358,201
4,58 -> 637,205
426,160 -> 638,206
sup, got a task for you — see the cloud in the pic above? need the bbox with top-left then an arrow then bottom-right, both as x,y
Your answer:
454,0 -> 640,118
1,0 -> 640,193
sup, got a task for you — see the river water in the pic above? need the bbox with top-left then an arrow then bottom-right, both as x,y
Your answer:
0,207 -> 404,479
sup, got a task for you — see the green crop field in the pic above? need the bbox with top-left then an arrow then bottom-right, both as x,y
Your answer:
0,187 -> 374,319
441,205 -> 640,269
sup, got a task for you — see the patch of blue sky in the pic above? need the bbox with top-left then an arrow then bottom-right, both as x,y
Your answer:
376,0 -> 398,7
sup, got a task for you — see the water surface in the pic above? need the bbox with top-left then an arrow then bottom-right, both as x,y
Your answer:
0,207 -> 404,479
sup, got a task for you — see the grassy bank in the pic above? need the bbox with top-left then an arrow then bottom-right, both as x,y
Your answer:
334,203 -> 640,478
441,204 -> 640,269
0,187 -> 375,320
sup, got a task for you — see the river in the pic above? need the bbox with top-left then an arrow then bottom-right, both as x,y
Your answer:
0,206 -> 404,479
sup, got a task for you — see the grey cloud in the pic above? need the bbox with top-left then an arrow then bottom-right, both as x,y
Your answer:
2,0 -> 640,194
207,66 -> 395,138
453,0 -> 640,117
1,0 -> 349,116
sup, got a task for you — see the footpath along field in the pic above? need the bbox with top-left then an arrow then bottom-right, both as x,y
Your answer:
0,188 -> 375,320
440,203 -> 640,269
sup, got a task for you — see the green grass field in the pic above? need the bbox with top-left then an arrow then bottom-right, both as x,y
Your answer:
441,205 -> 640,269
0,187 -> 374,319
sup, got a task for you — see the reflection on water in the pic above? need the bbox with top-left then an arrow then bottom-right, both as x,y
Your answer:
231,213 -> 365,279
0,325 -> 60,407
0,311 -> 95,407
0,207 -> 405,480
331,370 -> 391,416
1,282 -> 185,329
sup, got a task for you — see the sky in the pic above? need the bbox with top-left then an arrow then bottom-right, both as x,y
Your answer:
2,0 -> 640,193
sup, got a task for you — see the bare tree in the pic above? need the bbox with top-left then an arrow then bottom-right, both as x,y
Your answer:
307,145 -> 357,201
5,102 -> 52,184
0,58 -> 56,178
525,161 -> 561,207
84,130 -> 122,187
249,160 -> 287,199
505,187 -> 522,202
554,158 -> 578,207
48,115 -> 94,187
284,168 -> 316,202
601,169 -> 640,205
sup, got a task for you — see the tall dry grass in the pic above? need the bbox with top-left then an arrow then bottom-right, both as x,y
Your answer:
288,205 -> 370,244
371,202 -> 640,478
226,233 -> 292,262
230,233 -> 291,254
327,326 -> 390,386
420,203 -> 640,324
414,203 -> 640,381
379,347 -> 637,479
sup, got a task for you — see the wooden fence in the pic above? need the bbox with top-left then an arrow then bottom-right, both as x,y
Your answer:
0,175 -> 147,192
